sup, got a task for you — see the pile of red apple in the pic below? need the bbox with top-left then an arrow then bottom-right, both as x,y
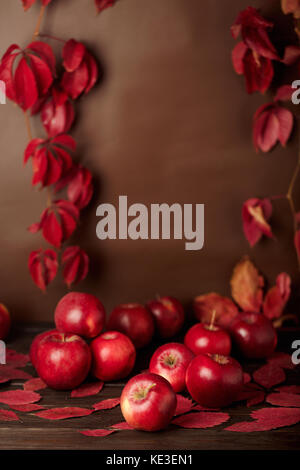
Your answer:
28,292 -> 278,432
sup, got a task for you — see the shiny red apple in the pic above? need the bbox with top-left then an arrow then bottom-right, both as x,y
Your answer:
149,342 -> 194,392
54,292 -> 106,339
184,322 -> 231,356
107,303 -> 154,348
90,331 -> 136,382
0,304 -> 11,340
146,296 -> 185,338
120,372 -> 177,431
186,354 -> 243,408
30,329 -> 57,368
35,332 -> 91,390
229,312 -> 277,359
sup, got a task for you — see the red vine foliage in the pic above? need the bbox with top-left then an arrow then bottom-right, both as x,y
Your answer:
0,1 -> 117,290
231,5 -> 300,268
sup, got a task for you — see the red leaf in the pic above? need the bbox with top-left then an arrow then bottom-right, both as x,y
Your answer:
92,398 -> 120,411
0,409 -> 20,422
266,392 -> 300,407
242,198 -> 273,247
267,352 -> 296,370
62,246 -> 89,288
63,39 -> 86,73
0,367 -> 31,384
281,45 -> 300,65
230,257 -> 264,312
274,85 -> 294,101
14,57 -> 38,111
263,273 -> 291,320
95,0 -> 116,13
253,103 -> 294,152
246,391 -> 265,407
243,372 -> 251,384
79,429 -> 115,437
275,385 -> 300,394
172,411 -> 230,429
71,381 -> 103,398
253,363 -> 286,389
67,166 -> 94,210
36,407 -> 93,420
28,249 -> 58,291
10,404 -> 45,412
111,421 -> 133,430
0,390 -> 41,406
193,293 -> 239,328
41,86 -> 75,137
225,407 -> 300,432
239,48 -> 274,94
6,349 -> 29,368
23,378 -> 47,392
61,61 -> 89,100
174,395 -> 194,416
61,44 -> 98,99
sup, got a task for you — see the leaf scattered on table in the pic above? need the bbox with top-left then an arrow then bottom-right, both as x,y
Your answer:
267,352 -> 296,370
174,395 -> 194,416
246,391 -> 265,407
35,407 -> 93,420
111,421 -> 133,430
0,390 -> 41,405
23,378 -> 47,392
172,411 -> 230,429
266,392 -> 300,408
93,398 -> 120,411
71,381 -> 104,398
253,363 -> 286,389
193,405 -> 221,411
225,407 -> 300,432
243,372 -> 251,384
0,409 -> 20,421
0,367 -> 32,383
5,350 -> 29,368
10,404 -> 45,412
79,429 -> 115,437
275,385 -> 300,394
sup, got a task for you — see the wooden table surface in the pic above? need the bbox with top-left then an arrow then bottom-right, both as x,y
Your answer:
0,324 -> 299,450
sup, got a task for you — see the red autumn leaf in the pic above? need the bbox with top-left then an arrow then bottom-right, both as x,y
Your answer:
193,405 -> 220,411
111,421 -> 133,430
242,198 -> 273,247
0,367 -> 32,384
92,398 -> 120,411
0,409 -> 20,422
0,390 -> 41,406
274,85 -> 295,102
62,246 -> 89,288
10,404 -> 45,412
281,45 -> 300,65
23,378 -> 47,392
281,0 -> 300,17
266,392 -> 300,407
6,349 -> 29,368
29,200 -> 79,248
253,363 -> 286,389
253,103 -> 294,153
243,372 -> 251,384
193,293 -> 239,328
263,273 -> 291,320
275,385 -> 300,394
95,0 -> 116,14
267,352 -> 296,370
230,257 -> 264,312
41,86 -> 75,137
70,381 -> 103,398
172,411 -> 230,429
67,166 -> 94,210
79,429 -> 115,437
225,407 -> 300,432
174,395 -> 194,416
36,407 -> 93,420
233,384 -> 265,406
28,249 -> 58,291
246,391 -> 265,407
61,40 -> 98,99
21,0 -> 52,11
24,134 -> 75,187
0,41 -> 55,110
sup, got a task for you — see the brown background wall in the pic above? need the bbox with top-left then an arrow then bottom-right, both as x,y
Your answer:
0,0 -> 299,323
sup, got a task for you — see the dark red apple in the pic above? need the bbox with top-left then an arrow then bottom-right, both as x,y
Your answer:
30,329 -> 57,368
35,332 -> 91,390
184,322 -> 231,356
107,303 -> 154,348
90,331 -> 136,382
229,312 -> 277,359
146,296 -> 185,338
0,304 -> 10,340
120,372 -> 177,431
186,354 -> 243,408
54,292 -> 106,339
149,342 -> 194,392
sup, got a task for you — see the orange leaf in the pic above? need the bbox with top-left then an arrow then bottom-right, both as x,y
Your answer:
230,257 -> 264,312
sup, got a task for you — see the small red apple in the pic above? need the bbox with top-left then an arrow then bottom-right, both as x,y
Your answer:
184,322 -> 231,356
90,331 -> 136,382
186,354 -> 243,408
229,312 -> 277,359
0,304 -> 11,340
107,303 -> 154,348
30,329 -> 57,368
54,292 -> 106,339
149,343 -> 194,392
35,332 -> 91,390
120,372 -> 177,431
146,296 -> 185,338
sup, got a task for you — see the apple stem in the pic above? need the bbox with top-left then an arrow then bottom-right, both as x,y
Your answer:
209,310 -> 216,330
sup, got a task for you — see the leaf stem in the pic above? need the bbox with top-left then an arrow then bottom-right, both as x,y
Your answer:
32,5 -> 46,42
38,33 -> 66,43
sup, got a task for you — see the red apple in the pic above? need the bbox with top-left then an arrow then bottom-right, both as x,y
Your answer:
90,331 -> 136,382
184,322 -> 231,356
149,343 -> 194,392
35,332 -> 91,390
0,304 -> 11,340
120,372 -> 177,431
229,312 -> 277,359
54,292 -> 106,339
107,303 -> 154,348
30,329 -> 57,368
186,354 -> 243,408
146,296 -> 185,338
